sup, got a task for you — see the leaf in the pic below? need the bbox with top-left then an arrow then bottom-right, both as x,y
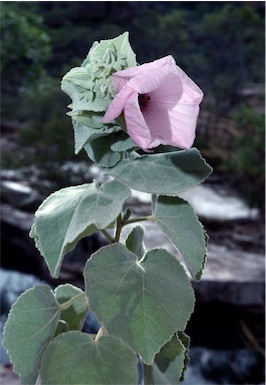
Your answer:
110,131 -> 138,152
84,244 -> 195,365
152,195 -> 208,280
40,331 -> 139,385
3,286 -> 60,385
54,284 -> 89,333
87,31 -> 136,69
61,32 -> 137,114
61,69 -> 109,113
177,332 -> 190,381
71,115 -> 121,155
107,148 -> 212,195
125,225 -> 146,259
84,135 -> 121,167
30,180 -> 131,277
153,332 -> 190,384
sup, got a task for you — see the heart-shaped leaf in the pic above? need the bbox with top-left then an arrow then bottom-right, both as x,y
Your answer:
107,148 -> 212,195
39,331 -> 139,385
3,286 -> 60,385
30,180 -> 131,277
84,244 -> 195,364
152,195 -> 208,279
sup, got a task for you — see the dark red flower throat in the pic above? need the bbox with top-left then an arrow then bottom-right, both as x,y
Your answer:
138,94 -> 151,108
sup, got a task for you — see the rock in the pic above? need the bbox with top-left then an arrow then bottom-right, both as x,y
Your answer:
193,244 -> 265,306
179,184 -> 259,222
0,201 -> 106,286
182,347 -> 264,385
0,180 -> 43,212
0,203 -> 50,279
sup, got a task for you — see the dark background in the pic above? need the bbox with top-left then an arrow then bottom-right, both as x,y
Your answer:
1,1 -> 265,210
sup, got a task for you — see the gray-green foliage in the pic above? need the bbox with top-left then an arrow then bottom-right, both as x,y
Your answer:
84,244 -> 195,365
3,31 -> 213,385
29,180 -> 131,277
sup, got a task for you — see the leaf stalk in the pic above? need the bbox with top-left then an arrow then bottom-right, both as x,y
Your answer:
59,292 -> 87,311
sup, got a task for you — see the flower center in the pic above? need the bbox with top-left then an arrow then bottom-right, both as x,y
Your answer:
138,94 -> 151,108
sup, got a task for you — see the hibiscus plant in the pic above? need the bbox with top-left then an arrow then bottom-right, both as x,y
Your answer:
3,32 -> 212,385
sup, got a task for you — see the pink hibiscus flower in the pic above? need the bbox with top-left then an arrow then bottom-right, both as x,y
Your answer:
102,55 -> 204,151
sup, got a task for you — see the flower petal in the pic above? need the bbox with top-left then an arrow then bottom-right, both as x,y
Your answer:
102,85 -> 134,122
103,54 -> 203,150
123,92 -> 155,149
112,56 -> 176,94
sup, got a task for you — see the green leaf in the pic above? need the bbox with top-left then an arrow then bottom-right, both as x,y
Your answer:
30,180 -> 131,278
84,135 -> 121,167
152,195 -> 208,280
71,114 -> 121,155
61,32 -> 137,114
110,131 -> 138,152
40,331 -> 139,385
122,208 -> 132,221
125,225 -> 146,259
177,332 -> 190,381
107,148 -> 212,195
84,244 -> 195,365
85,31 -> 137,69
61,72 -> 109,113
3,286 -> 60,385
54,284 -> 88,333
153,332 -> 190,384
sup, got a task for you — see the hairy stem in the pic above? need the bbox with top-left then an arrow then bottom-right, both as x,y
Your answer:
122,215 -> 155,226
100,229 -> 115,243
114,213 -> 123,243
143,364 -> 154,385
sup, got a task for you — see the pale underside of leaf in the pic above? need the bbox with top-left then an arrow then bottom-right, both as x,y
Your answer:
107,148 -> 213,195
152,194 -> 208,279
30,180 -> 131,277
3,285 -> 61,385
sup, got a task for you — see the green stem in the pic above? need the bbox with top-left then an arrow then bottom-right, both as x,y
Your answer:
122,215 -> 155,226
101,214 -> 155,244
59,292 -> 87,311
143,364 -> 154,385
101,229 -> 115,243
114,213 -> 123,243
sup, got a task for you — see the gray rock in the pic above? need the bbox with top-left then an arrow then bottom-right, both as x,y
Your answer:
193,244 -> 265,305
179,184 -> 259,221
183,347 -> 264,385
0,180 -> 43,211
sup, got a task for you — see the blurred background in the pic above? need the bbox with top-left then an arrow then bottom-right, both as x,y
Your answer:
0,2 -> 265,384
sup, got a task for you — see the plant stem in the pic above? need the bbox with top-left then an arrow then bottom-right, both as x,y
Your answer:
100,229 -> 115,243
59,292 -> 87,311
122,215 -> 155,226
95,326 -> 108,342
101,215 -> 155,244
143,364 -> 154,385
114,213 -> 123,243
